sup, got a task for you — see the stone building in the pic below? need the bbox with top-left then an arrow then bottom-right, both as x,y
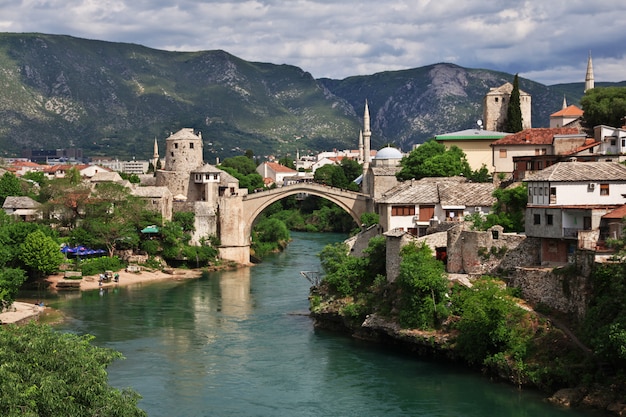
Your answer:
154,128 -> 249,264
482,82 -> 531,132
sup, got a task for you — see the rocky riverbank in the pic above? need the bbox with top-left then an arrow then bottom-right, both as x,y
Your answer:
311,300 -> 626,416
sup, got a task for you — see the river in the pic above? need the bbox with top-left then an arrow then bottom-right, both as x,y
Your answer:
50,232 -> 602,416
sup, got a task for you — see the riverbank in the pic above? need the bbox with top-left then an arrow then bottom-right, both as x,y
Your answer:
1,263 -> 242,325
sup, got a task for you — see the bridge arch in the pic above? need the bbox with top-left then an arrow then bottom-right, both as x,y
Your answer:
241,183 -> 372,240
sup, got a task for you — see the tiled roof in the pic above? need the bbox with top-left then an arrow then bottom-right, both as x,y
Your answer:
603,204 -> 626,219
523,161 -> 626,182
439,182 -> 496,207
566,139 -> 600,155
378,177 -> 496,206
131,186 -> 172,198
550,105 -> 584,118
265,162 -> 297,173
2,196 -> 41,209
492,127 -> 580,146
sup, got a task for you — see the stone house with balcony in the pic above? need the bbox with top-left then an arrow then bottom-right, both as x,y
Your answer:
376,177 -> 496,237
523,161 -> 626,263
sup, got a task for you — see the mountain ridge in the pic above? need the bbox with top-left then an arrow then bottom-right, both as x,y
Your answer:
0,33 -> 622,161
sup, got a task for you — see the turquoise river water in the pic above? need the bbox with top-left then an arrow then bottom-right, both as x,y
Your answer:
48,232 -> 604,416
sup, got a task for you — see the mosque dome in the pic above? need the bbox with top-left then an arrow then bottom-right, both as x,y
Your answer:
375,146 -> 403,159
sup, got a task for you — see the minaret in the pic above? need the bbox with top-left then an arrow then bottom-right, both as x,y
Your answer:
585,52 -> 594,93
363,100 -> 371,166
358,130 -> 364,163
152,137 -> 159,170
562,95 -> 567,109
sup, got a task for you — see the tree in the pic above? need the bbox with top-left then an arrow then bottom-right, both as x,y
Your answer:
0,268 -> 27,310
0,172 -> 23,205
19,230 -> 64,279
395,242 -> 448,329
0,323 -> 146,416
505,74 -> 523,133
485,183 -> 528,232
278,155 -> 295,170
396,140 -> 471,181
581,87 -> 626,134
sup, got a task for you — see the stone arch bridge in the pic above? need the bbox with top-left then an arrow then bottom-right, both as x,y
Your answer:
219,182 -> 373,264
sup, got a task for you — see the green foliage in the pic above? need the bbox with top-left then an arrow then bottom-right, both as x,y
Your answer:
485,183 -> 527,232
581,87 -> 626,135
464,212 -> 488,231
397,140 -> 471,181
19,230 -> 65,279
452,277 -> 531,365
219,165 -> 264,192
0,172 -> 23,205
0,322 -> 146,416
278,156 -> 295,169
251,217 -> 290,258
395,242 -> 448,329
0,268 -> 27,309
80,256 -> 124,276
467,164 -> 493,183
582,262 -> 626,366
140,239 -> 160,256
173,211 -> 195,233
181,244 -> 218,268
220,155 -> 258,175
360,212 -> 379,228
505,74 -> 523,133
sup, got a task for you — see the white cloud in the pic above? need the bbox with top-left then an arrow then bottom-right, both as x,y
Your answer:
1,0 -> 625,84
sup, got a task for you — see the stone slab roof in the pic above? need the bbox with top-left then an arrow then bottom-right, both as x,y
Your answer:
439,182 -> 496,207
131,186 -> 172,198
523,161 -> 626,182
378,177 -> 495,207
2,196 -> 41,209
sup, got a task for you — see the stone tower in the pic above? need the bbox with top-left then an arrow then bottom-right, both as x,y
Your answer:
164,128 -> 203,172
585,52 -> 595,93
483,82 -> 531,132
155,128 -> 204,199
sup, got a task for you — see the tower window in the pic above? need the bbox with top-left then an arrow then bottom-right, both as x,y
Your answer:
174,143 -> 178,149
190,142 -> 194,149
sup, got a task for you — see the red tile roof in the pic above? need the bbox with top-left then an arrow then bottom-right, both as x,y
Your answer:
603,204 -> 626,219
265,162 -> 296,173
550,105 -> 584,118
492,127 -> 580,146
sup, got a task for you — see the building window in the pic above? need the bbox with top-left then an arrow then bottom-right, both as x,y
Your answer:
537,161 -> 543,170
174,143 -> 178,149
392,205 -> 415,216
546,214 -> 553,225
600,183 -> 609,196
190,142 -> 194,149
526,161 -> 533,170
611,139 -> 616,146
495,97 -> 499,102
622,139 -> 625,147
499,149 -> 507,158
534,214 -> 541,225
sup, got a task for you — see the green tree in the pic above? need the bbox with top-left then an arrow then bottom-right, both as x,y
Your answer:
0,322 -> 146,416
453,277 -> 531,365
397,140 -> 471,181
278,155 -> 295,170
360,212 -> 379,228
0,172 -> 23,205
485,183 -> 528,232
19,230 -> 64,279
581,87 -> 626,134
0,268 -> 27,309
505,74 -> 523,133
396,242 -> 448,329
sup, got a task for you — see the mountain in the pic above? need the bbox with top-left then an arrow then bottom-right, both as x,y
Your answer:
0,33 -> 618,161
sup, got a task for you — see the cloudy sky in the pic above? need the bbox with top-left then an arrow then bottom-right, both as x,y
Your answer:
2,0 -> 624,85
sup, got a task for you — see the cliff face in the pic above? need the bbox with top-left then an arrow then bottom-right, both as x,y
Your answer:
0,33 -> 591,160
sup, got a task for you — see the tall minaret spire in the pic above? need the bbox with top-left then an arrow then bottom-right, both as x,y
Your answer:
562,95 -> 567,109
585,52 -> 594,93
363,100 -> 371,166
358,130 -> 364,163
152,137 -> 159,170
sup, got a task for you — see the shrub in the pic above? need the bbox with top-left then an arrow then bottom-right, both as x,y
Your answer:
80,256 -> 124,276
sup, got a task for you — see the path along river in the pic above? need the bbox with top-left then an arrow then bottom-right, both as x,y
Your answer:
49,232 -> 602,417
